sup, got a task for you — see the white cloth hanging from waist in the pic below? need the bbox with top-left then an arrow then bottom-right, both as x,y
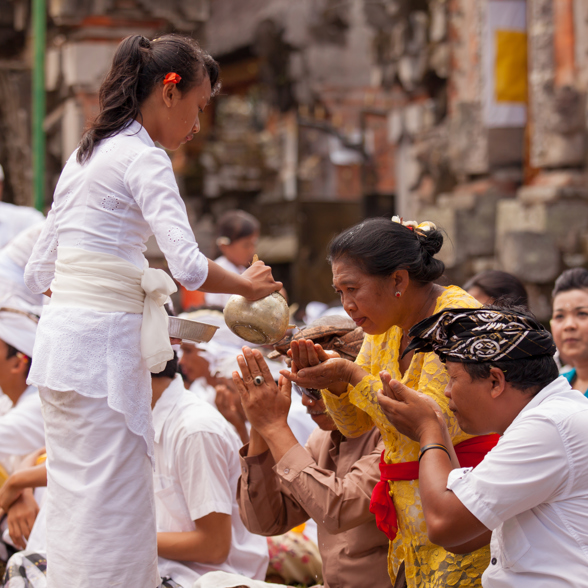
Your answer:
50,247 -> 177,373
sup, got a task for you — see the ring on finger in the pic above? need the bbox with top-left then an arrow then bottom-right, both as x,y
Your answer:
253,375 -> 264,386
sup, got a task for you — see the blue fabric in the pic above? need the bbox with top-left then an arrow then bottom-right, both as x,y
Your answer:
562,369 -> 588,397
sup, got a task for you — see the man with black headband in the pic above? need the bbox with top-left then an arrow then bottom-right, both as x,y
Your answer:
376,305 -> 588,587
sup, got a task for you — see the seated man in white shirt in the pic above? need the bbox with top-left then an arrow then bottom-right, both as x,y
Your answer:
0,299 -> 45,476
377,305 -> 588,587
152,352 -> 269,587
0,164 -> 45,249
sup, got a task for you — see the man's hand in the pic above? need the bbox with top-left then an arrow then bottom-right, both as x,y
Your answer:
233,347 -> 299,462
7,490 -> 39,550
377,371 -> 446,443
215,381 -> 249,444
0,476 -> 23,513
233,347 -> 291,436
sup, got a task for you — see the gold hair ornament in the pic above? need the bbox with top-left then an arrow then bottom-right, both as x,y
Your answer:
391,216 -> 436,236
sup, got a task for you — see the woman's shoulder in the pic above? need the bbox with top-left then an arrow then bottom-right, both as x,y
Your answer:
437,285 -> 481,312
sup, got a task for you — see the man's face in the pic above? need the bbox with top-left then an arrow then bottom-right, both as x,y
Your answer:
444,361 -> 495,435
179,342 -> 211,385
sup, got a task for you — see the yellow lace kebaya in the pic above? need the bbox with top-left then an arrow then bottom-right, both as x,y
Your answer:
322,285 -> 489,587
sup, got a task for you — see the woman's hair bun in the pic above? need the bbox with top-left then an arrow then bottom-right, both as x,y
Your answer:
418,228 -> 443,257
328,217 -> 445,284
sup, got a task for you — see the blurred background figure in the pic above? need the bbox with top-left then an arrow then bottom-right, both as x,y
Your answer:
0,223 -> 46,307
0,166 -> 45,250
204,211 -> 260,309
464,270 -> 528,307
551,268 -> 588,396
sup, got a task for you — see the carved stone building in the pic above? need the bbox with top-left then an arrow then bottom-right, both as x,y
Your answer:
1,0 -> 587,313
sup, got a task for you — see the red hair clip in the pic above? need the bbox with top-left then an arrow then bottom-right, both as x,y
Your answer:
163,72 -> 182,85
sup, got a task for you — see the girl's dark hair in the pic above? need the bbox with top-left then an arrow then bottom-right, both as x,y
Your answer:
463,270 -> 529,307
217,210 -> 260,243
552,268 -> 588,298
328,217 -> 445,283
77,34 -> 221,164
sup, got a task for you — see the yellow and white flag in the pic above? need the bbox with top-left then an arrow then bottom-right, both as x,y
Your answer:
484,0 -> 527,128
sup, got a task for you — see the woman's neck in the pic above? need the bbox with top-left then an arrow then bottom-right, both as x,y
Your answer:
573,360 -> 588,391
398,283 -> 443,334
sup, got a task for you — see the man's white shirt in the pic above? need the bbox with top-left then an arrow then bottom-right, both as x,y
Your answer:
153,376 -> 268,586
0,385 -> 44,474
448,376 -> 588,587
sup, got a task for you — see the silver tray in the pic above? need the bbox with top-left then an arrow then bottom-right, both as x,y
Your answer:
168,316 -> 218,343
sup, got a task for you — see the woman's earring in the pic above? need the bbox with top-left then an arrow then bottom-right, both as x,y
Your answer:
395,291 -> 401,298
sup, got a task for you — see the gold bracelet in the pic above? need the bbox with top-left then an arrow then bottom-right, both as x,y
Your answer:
418,443 -> 451,462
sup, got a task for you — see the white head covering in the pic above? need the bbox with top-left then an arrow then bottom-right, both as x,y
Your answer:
0,222 -> 46,307
179,309 -> 243,378
0,297 -> 40,357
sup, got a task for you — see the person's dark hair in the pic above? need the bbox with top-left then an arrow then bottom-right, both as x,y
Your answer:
151,351 -> 179,379
327,217 -> 445,283
552,268 -> 588,299
217,210 -> 260,244
5,343 -> 32,377
463,270 -> 528,307
77,34 -> 221,164
459,303 -> 558,395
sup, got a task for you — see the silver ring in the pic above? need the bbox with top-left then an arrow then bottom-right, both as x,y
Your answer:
253,375 -> 264,386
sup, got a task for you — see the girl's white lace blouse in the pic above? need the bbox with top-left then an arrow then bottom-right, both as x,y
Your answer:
24,121 -> 209,458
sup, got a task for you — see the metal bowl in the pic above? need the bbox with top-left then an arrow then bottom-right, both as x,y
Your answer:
168,316 -> 218,343
223,291 -> 289,345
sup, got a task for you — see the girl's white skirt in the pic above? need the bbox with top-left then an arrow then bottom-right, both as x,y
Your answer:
40,387 -> 160,588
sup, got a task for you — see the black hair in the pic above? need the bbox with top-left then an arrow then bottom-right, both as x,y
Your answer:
5,343 -> 31,377
217,210 -> 260,243
552,268 -> 588,299
327,217 -> 445,283
77,34 -> 221,164
459,303 -> 558,395
151,351 -> 179,379
463,270 -> 529,307
462,356 -> 559,396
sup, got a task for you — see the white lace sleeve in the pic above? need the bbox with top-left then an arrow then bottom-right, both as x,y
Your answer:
124,147 -> 209,290
24,207 -> 58,293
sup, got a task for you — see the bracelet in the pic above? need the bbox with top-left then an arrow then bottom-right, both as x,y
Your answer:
418,443 -> 451,462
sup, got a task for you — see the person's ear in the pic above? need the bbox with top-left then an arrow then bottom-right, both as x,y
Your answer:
10,352 -> 29,377
391,269 -> 409,293
488,366 -> 507,399
162,83 -> 176,108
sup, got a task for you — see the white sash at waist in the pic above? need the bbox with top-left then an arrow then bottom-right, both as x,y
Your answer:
50,247 -> 177,373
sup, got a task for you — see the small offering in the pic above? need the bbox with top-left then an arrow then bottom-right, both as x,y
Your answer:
168,316 -> 218,343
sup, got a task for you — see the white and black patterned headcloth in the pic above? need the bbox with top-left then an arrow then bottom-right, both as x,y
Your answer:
403,308 -> 556,363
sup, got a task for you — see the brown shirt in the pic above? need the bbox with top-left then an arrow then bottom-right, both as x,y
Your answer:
237,427 -> 390,588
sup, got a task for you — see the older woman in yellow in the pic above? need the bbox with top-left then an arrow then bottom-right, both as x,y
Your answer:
282,217 -> 493,588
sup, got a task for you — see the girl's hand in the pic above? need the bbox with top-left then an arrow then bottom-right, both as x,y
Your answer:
241,261 -> 282,301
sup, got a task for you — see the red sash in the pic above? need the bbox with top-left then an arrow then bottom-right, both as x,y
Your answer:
369,434 -> 500,541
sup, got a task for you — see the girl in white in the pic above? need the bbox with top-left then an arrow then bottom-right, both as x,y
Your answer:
24,34 -> 281,588
205,210 -> 260,309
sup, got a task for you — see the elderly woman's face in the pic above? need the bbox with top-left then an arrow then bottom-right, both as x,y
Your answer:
332,259 -> 397,335
551,288 -> 588,365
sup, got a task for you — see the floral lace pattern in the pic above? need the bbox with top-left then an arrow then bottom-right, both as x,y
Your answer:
323,286 -> 488,587
28,305 -> 155,460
